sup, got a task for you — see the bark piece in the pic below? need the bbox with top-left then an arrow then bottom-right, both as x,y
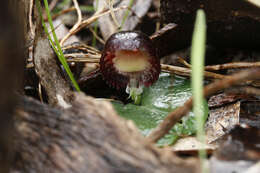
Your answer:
13,93 -> 198,173
33,34 -> 74,108
206,101 -> 240,143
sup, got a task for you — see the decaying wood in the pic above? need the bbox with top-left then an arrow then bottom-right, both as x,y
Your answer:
33,34 -> 74,108
12,93 -> 198,173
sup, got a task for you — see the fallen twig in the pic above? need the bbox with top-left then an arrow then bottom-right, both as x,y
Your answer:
106,0 -> 120,28
205,62 -> 260,71
62,43 -> 101,54
60,6 -> 128,46
89,27 -> 105,44
59,0 -> 82,47
44,7 -> 76,21
66,57 -> 100,63
226,86 -> 260,96
178,57 -> 260,71
178,57 -> 191,68
161,64 -> 226,80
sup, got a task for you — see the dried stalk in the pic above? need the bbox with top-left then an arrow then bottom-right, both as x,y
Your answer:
44,7 -> 76,21
178,57 -> 260,71
161,64 -> 226,80
205,62 -> 260,71
89,27 -> 105,44
60,6 -> 128,46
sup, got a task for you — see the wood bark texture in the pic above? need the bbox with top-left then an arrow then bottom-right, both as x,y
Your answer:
12,94 -> 198,173
33,34 -> 74,108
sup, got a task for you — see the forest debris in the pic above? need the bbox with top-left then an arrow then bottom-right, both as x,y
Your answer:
59,0 -> 82,47
13,94 -> 198,173
208,93 -> 240,108
205,62 -> 260,71
89,27 -> 105,44
172,137 -> 216,154
209,126 -> 260,173
50,48 -> 226,80
46,7 -> 76,22
208,93 -> 250,108
33,34 -> 74,107
226,86 -> 260,98
96,0 -> 152,40
178,57 -> 260,74
48,19 -> 80,46
161,64 -> 226,80
60,5 -> 129,46
205,101 -> 240,143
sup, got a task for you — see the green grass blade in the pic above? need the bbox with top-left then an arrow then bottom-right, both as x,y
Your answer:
37,0 -> 80,91
191,10 -> 208,173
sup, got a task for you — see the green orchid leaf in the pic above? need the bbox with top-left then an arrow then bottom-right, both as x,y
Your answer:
112,73 -> 208,145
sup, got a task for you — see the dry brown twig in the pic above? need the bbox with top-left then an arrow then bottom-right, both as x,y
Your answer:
72,0 -> 82,28
205,62 -> 260,71
106,0 -> 120,28
226,86 -> 260,96
59,0 -> 82,46
60,5 -> 129,46
44,7 -> 76,21
67,58 -> 100,63
178,57 -> 260,71
62,44 -> 101,54
161,64 -> 226,80
59,0 -> 82,47
146,68 -> 260,143
178,57 -> 191,68
89,27 -> 105,44
65,53 -> 101,59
